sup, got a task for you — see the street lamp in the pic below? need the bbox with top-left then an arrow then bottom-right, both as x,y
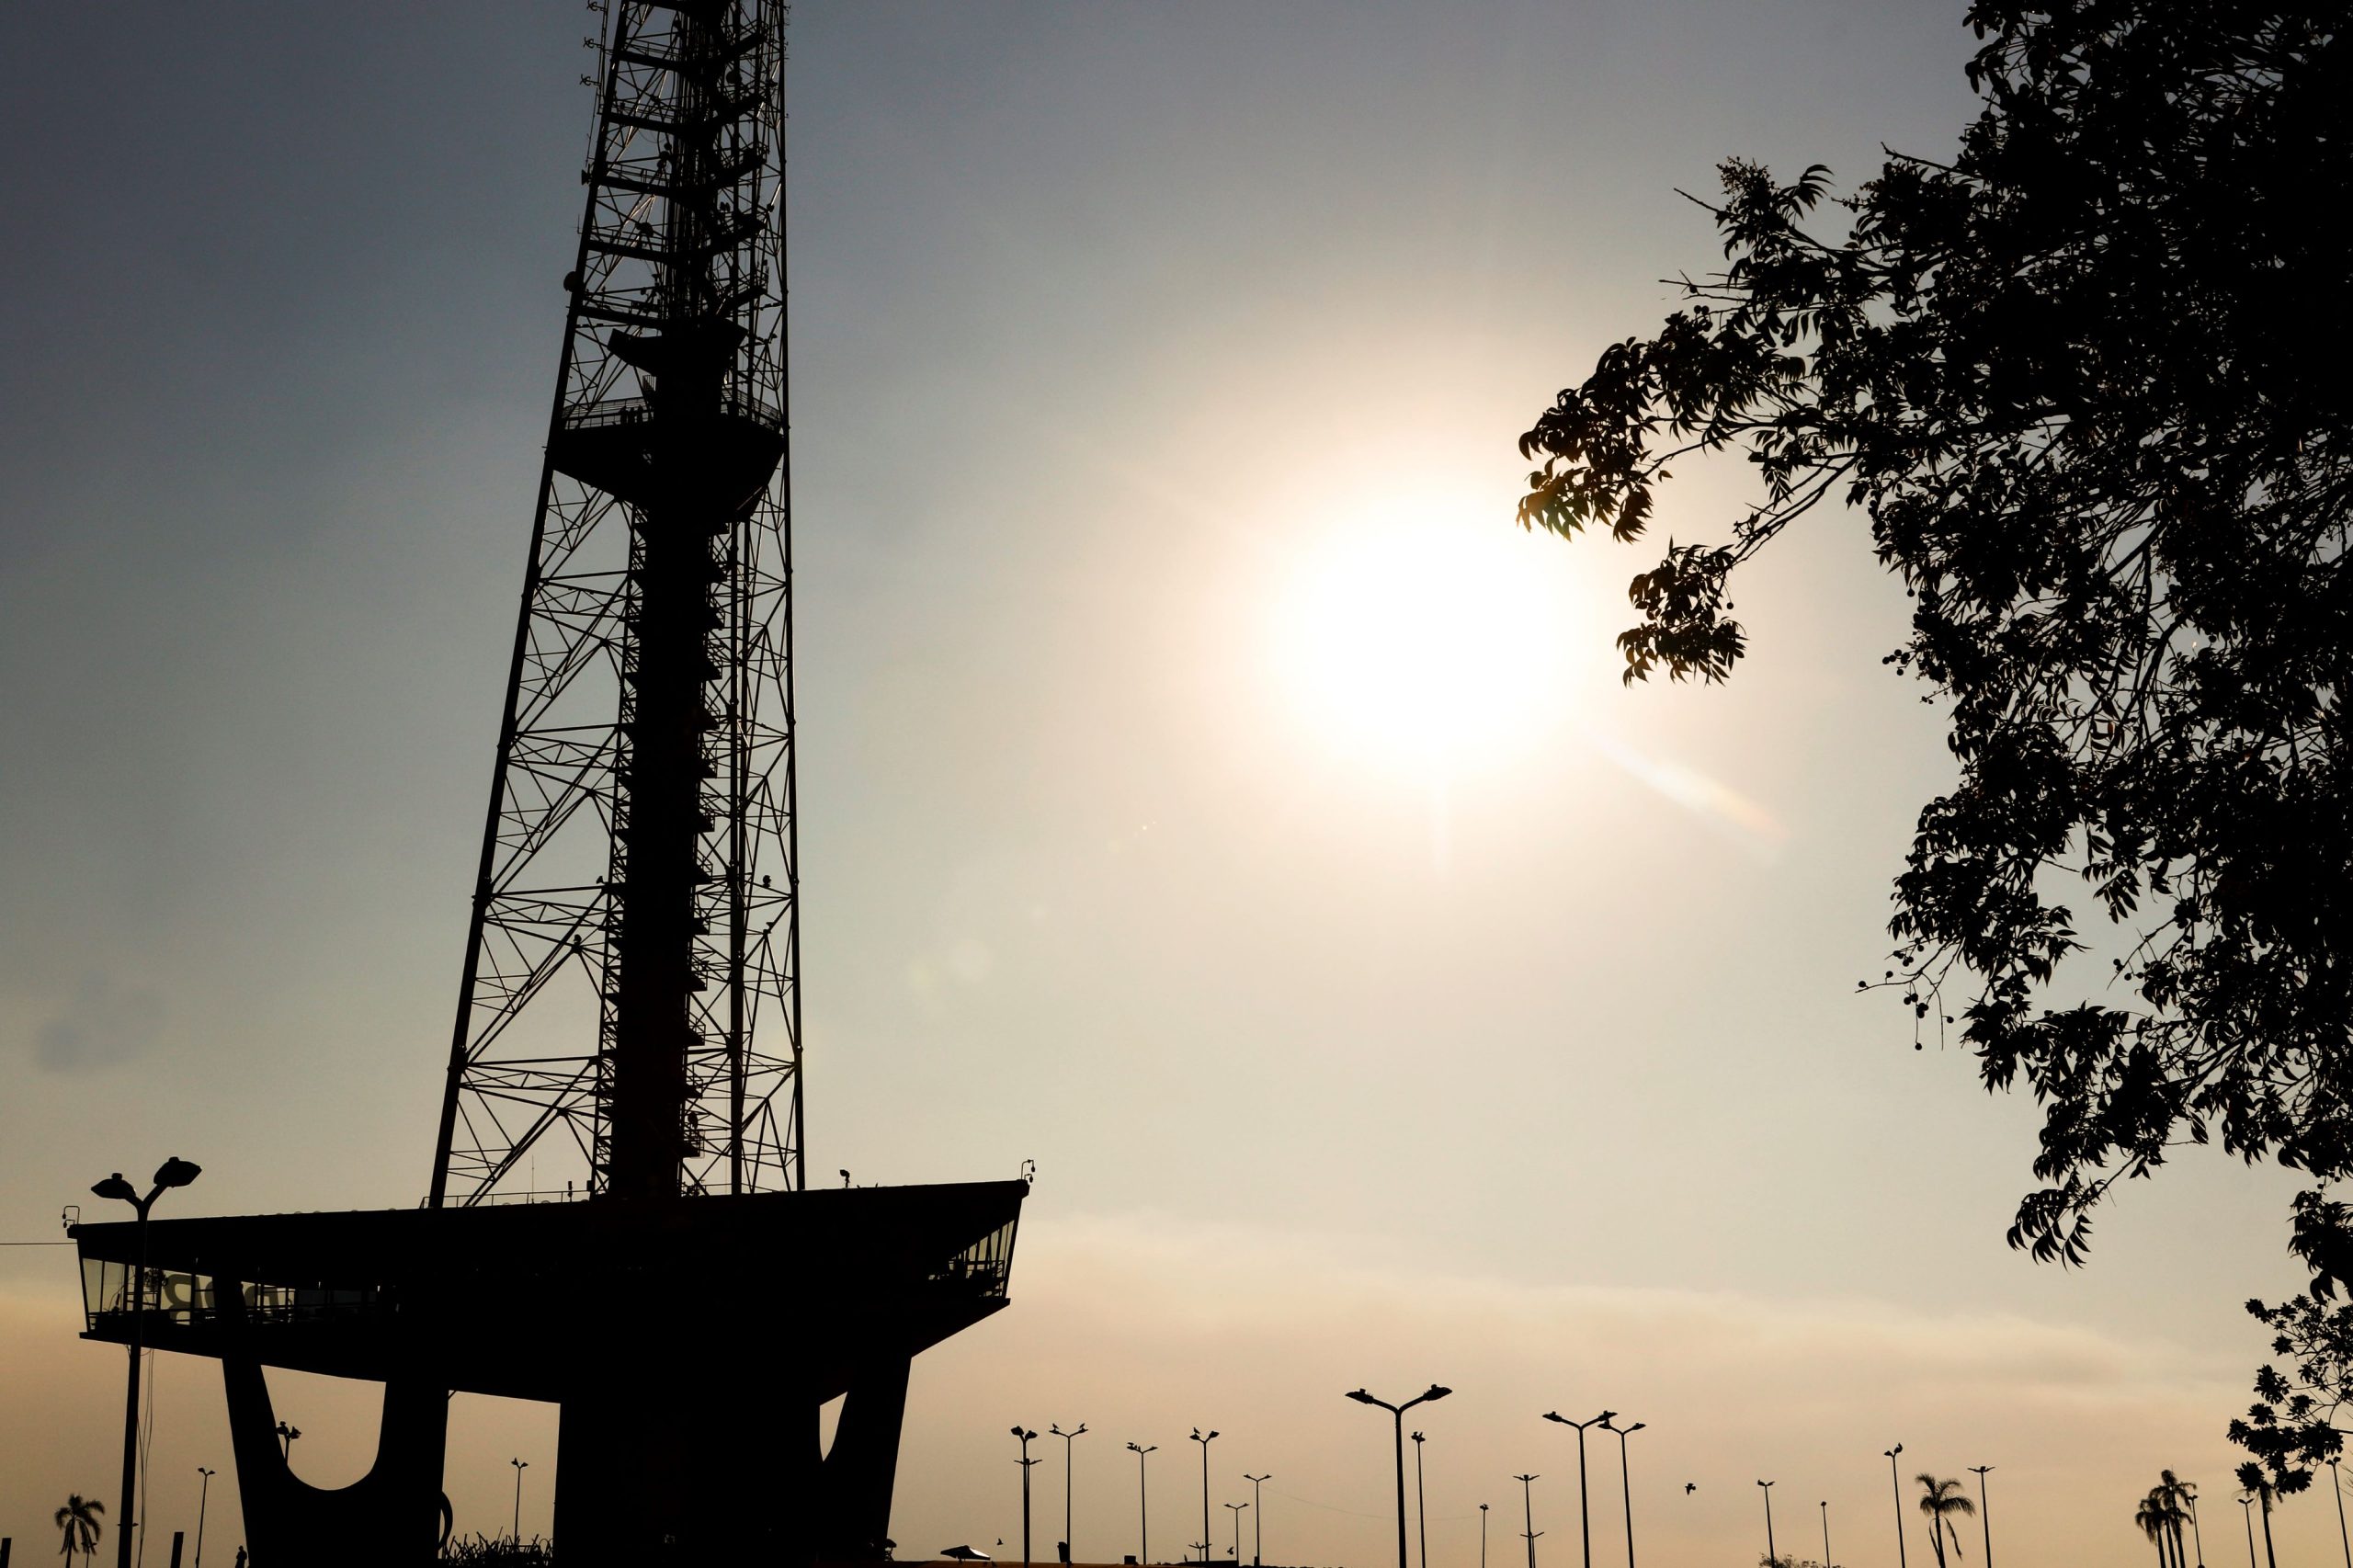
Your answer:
2331,1459 -> 2349,1568
1244,1474 -> 1270,1568
1053,1423 -> 1089,1563
1014,1428 -> 1041,1567
1599,1416 -> 1644,1568
1346,1385 -> 1451,1568
1540,1408 -> 1614,1568
1225,1503 -> 1249,1562
1481,1503 -> 1490,1568
1191,1430 -> 1220,1566
1819,1500 -> 1830,1568
2238,1494 -> 2257,1568
510,1458 -> 529,1544
92,1156 -> 201,1568
1514,1474 -> 1541,1568
1756,1481 -> 1776,1566
1967,1466 -> 1994,1568
2187,1483 -> 2208,1568
1412,1433 -> 1429,1568
194,1468 -> 215,1568
276,1423 -> 302,1460
1884,1446 -> 1907,1568
1128,1443 -> 1157,1566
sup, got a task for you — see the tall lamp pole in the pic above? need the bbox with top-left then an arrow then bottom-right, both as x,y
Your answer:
1129,1443 -> 1157,1566
1600,1417 -> 1644,1568
2237,1494 -> 2256,1568
2332,1459 -> 2351,1568
1053,1424 -> 1089,1563
1191,1430 -> 1220,1566
1244,1474 -> 1270,1568
1480,1503 -> 1490,1568
1818,1500 -> 1830,1568
1540,1408 -> 1615,1568
509,1459 -> 528,1544
1014,1427 -> 1041,1567
2187,1485 -> 2207,1568
193,1469 -> 214,1568
1756,1481 -> 1776,1567
91,1157 -> 202,1568
1966,1466 -> 1994,1568
1225,1503 -> 1249,1562
1883,1446 -> 1907,1568
1515,1474 -> 1542,1568
1346,1385 -> 1451,1568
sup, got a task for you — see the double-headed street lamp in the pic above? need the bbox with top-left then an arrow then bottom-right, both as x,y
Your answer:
1514,1474 -> 1541,1568
1225,1502 -> 1250,1562
1884,1445 -> 1908,1568
91,1156 -> 201,1568
1346,1385 -> 1451,1568
1053,1423 -> 1089,1562
510,1458 -> 529,1544
1014,1427 -> 1041,1566
1540,1408 -> 1613,1568
276,1423 -> 302,1460
193,1468 -> 215,1568
1756,1481 -> 1776,1566
1190,1430 -> 1220,1566
1244,1473 -> 1271,1568
1600,1416 -> 1644,1568
1128,1443 -> 1157,1565
1968,1465 -> 1995,1568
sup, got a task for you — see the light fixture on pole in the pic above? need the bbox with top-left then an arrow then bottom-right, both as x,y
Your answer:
1244,1473 -> 1270,1568
510,1458 -> 528,1545
1191,1430 -> 1220,1566
1053,1423 -> 1089,1564
2238,1494 -> 2257,1568
1967,1466 -> 1995,1568
1128,1442 -> 1157,1566
275,1423 -> 302,1460
1481,1503 -> 1490,1568
1819,1499 -> 1830,1568
1225,1502 -> 1249,1562
1884,1446 -> 1907,1568
1515,1473 -> 1542,1568
1599,1416 -> 1644,1568
1540,1408 -> 1614,1568
1346,1385 -> 1451,1568
193,1468 -> 215,1568
2187,1483 -> 2208,1568
91,1155 -> 201,1568
1756,1481 -> 1776,1566
1014,1427 -> 1041,1567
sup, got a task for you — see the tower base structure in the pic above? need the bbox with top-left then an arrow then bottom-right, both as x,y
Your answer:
72,1182 -> 1024,1567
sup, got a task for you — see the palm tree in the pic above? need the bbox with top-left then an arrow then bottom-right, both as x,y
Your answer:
2158,1472 -> 2199,1568
55,1494 -> 105,1567
2137,1488 -> 2179,1568
1916,1475 -> 1975,1568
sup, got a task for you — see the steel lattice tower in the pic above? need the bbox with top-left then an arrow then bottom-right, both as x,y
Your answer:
429,0 -> 802,1208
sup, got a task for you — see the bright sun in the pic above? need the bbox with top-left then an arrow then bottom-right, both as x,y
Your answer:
1271,500 -> 1572,780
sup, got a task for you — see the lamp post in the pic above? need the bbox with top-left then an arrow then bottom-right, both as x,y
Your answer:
1225,1503 -> 1249,1562
1818,1500 -> 1830,1568
509,1458 -> 528,1544
1014,1428 -> 1041,1567
1053,1424 -> 1089,1563
1514,1474 -> 1541,1568
1540,1408 -> 1614,1568
1129,1443 -> 1156,1566
1244,1474 -> 1270,1568
2188,1485 -> 2207,1568
1346,1385 -> 1451,1568
1600,1417 -> 1643,1568
1966,1467 -> 1994,1568
1412,1434 -> 1429,1568
2238,1494 -> 2256,1568
193,1469 -> 214,1568
275,1423 -> 301,1460
1756,1481 -> 1776,1567
1481,1503 -> 1490,1568
2332,1459 -> 2350,1568
1190,1430 -> 1220,1566
1883,1446 -> 1907,1568
91,1156 -> 202,1568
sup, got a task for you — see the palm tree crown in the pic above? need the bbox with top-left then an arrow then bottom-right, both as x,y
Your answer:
55,1494 -> 105,1566
1916,1473 -> 1976,1568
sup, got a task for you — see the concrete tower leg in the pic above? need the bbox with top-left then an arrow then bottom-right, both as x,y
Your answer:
819,1356 -> 915,1560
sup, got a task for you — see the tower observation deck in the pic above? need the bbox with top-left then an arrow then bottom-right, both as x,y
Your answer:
69,6 -> 1027,1565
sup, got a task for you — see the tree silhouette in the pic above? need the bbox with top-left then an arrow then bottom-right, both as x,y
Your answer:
1915,1475 -> 1973,1568
54,1494 -> 104,1567
2156,1472 -> 2198,1567
1513,0 -> 2352,1487
2134,1484 -> 2188,1568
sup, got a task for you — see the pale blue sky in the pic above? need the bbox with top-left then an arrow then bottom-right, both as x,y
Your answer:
0,5 -> 2306,1563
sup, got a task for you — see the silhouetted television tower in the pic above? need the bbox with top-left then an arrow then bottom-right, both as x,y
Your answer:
430,0 -> 802,1209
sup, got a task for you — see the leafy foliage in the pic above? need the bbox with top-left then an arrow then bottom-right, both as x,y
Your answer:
1515,0 -> 2350,1486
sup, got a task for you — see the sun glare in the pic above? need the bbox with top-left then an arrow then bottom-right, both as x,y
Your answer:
1272,502 -> 1572,780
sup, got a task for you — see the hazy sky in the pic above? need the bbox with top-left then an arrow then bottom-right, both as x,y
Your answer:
0,4 -> 2312,1564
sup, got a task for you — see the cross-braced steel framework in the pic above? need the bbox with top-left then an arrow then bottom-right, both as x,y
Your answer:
429,0 -> 801,1208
